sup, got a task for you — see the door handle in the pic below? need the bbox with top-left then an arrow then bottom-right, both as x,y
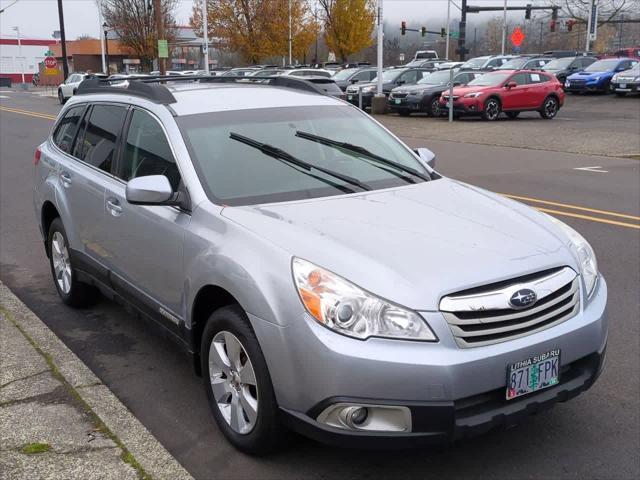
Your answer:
106,198 -> 123,216
60,171 -> 72,187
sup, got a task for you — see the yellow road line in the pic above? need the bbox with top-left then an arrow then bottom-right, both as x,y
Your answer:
0,106 -> 56,121
536,207 -> 640,230
503,193 -> 640,221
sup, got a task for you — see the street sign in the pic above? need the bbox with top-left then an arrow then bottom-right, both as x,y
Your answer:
510,27 -> 525,47
158,39 -> 169,59
399,53 -> 405,62
587,0 -> 598,41
44,56 -> 57,69
451,31 -> 459,39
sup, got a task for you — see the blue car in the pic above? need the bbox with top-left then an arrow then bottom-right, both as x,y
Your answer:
564,57 -> 638,93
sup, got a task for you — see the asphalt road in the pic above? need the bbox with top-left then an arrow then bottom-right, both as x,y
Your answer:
1,89 -> 639,480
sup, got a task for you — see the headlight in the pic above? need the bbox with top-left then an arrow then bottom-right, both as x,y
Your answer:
546,216 -> 598,298
292,258 -> 437,341
634,76 -> 640,82
362,86 -> 376,93
463,92 -> 483,98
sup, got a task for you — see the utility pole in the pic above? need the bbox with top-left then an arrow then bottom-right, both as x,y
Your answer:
202,0 -> 209,72
154,0 -> 166,75
57,0 -> 69,79
376,0 -> 383,95
445,0 -> 451,59
103,23 -> 110,73
288,0 -> 292,65
314,5 -> 318,64
459,0 -> 467,61
501,0 -> 507,55
97,0 -> 106,73
12,26 -> 25,83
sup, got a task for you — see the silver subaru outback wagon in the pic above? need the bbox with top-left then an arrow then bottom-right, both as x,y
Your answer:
33,76 -> 607,454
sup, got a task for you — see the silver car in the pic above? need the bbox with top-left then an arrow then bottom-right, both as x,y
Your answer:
34,76 -> 608,454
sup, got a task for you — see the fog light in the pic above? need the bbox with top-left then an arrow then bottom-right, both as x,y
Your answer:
317,403 -> 411,432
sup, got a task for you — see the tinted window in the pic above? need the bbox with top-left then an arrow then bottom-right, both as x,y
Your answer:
72,104 -> 127,173
354,71 -> 371,81
510,73 -> 528,85
400,70 -> 418,83
120,109 -> 180,191
53,105 -> 85,154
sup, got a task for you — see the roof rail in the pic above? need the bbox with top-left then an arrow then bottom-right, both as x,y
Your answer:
75,75 -> 328,105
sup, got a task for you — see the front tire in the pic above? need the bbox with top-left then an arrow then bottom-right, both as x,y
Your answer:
47,218 -> 98,307
201,305 -> 286,455
539,96 -> 559,119
481,97 -> 501,121
427,96 -> 440,117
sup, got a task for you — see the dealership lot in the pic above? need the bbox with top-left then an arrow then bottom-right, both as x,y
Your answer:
1,89 -> 638,479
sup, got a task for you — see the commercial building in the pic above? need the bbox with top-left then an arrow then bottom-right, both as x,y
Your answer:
0,37 -> 52,83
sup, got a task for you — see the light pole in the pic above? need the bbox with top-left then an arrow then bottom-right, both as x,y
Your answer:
12,26 -> 25,84
376,0 -> 383,96
96,0 -> 107,73
288,0 -> 292,65
103,22 -> 110,74
445,0 -> 451,60
202,0 -> 209,72
501,0 -> 507,55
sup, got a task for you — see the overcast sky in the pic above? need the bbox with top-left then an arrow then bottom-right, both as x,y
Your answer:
1,0 -> 535,41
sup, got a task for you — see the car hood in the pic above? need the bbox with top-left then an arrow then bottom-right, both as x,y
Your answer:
447,85 -> 488,96
568,70 -> 612,79
222,179 -> 576,310
394,83 -> 445,94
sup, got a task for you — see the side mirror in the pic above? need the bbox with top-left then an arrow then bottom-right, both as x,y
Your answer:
396,79 -> 406,85
505,81 -> 517,89
453,81 -> 462,87
414,147 -> 436,169
350,78 -> 359,83
126,175 -> 174,206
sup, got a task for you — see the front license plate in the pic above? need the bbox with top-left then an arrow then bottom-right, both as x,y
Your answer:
619,83 -> 626,89
395,99 -> 401,104
347,95 -> 353,100
506,349 -> 560,400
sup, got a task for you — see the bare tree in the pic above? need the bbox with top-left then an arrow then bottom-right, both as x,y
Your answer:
102,0 -> 177,70
553,0 -> 638,25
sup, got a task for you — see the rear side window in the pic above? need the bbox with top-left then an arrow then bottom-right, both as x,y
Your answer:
119,109 -> 181,190
72,104 -> 127,173
52,105 -> 85,153
527,73 -> 549,83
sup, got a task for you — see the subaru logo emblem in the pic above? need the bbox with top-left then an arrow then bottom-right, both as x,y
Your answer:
509,288 -> 537,309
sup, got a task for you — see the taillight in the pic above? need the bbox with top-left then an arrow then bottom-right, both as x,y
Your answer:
34,147 -> 42,165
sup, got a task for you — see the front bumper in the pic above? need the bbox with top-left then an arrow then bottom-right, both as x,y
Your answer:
439,97 -> 482,116
387,95 -> 425,112
610,81 -> 639,93
251,275 -> 608,447
345,91 -> 373,108
564,80 -> 607,92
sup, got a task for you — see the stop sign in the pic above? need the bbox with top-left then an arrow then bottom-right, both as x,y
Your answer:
44,56 -> 57,69
510,27 -> 525,47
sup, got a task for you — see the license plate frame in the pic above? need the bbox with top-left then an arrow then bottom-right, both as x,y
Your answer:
395,98 -> 402,104
347,95 -> 353,101
619,83 -> 627,89
506,349 -> 561,400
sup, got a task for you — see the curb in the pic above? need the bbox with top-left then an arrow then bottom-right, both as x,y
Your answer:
0,282 -> 194,480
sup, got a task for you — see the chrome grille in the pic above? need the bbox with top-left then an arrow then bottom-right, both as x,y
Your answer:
440,267 -> 579,348
391,92 -> 408,99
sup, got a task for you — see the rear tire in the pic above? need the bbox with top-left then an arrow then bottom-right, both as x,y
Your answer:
201,305 -> 287,455
539,96 -> 559,119
47,218 -> 99,307
505,111 -> 520,119
481,97 -> 501,121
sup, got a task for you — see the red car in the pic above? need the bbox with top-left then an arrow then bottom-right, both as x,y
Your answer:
439,70 -> 565,121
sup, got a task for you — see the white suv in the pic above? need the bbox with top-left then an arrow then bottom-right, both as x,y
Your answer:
58,73 -> 107,104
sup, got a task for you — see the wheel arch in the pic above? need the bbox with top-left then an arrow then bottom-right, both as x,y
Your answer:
540,92 -> 560,109
190,284 -> 242,376
41,201 -> 60,256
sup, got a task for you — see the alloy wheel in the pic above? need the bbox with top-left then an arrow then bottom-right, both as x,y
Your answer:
544,98 -> 558,118
430,98 -> 440,116
485,99 -> 500,120
51,231 -> 72,294
208,331 -> 259,435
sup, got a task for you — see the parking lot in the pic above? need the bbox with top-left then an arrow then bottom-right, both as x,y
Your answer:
1,88 -> 639,479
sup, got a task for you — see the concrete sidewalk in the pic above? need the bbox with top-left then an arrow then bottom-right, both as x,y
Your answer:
0,282 -> 193,480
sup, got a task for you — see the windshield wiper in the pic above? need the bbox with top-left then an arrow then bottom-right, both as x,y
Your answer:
229,132 -> 371,192
295,131 -> 430,182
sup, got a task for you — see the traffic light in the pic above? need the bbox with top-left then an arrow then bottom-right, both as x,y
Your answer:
401,21 -> 406,35
421,26 -> 426,37
441,27 -> 446,38
525,4 -> 531,20
567,19 -> 574,32
550,20 -> 556,32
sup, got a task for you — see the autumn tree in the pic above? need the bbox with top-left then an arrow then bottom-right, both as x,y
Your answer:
319,0 -> 375,62
102,0 -> 177,70
191,0 -> 318,64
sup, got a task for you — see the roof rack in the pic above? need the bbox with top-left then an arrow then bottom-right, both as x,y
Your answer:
75,75 -> 328,105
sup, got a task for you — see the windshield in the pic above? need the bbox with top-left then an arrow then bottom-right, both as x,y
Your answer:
543,57 -> 574,70
375,69 -> 403,82
466,72 -> 511,86
177,106 -> 429,206
498,58 -> 528,70
461,57 -> 488,69
417,70 -> 452,85
332,68 -> 359,80
584,59 -> 620,72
